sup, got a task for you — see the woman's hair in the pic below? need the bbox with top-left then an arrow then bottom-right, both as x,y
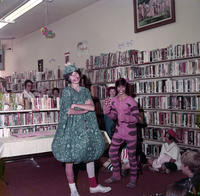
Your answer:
165,183 -> 187,196
181,150 -> 200,174
106,86 -> 116,97
115,78 -> 129,94
52,87 -> 60,94
24,79 -> 33,88
64,69 -> 81,83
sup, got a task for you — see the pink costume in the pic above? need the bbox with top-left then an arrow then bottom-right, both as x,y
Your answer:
104,95 -> 140,184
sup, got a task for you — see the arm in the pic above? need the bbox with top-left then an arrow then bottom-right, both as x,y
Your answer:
70,99 -> 95,111
168,144 -> 180,162
67,108 -> 88,115
68,88 -> 95,115
120,100 -> 141,124
57,88 -> 71,125
169,158 -> 176,163
104,99 -> 118,120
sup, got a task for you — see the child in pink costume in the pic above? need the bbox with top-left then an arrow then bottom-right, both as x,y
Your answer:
104,78 -> 140,188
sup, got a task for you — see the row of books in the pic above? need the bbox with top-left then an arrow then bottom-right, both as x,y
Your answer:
86,41 -> 200,69
31,97 -> 60,110
0,93 -> 60,111
10,125 -> 57,138
138,42 -> 200,64
0,93 -> 24,111
86,50 -> 138,70
87,61 -> 200,85
5,79 -> 66,93
87,66 -> 134,83
142,143 -> 162,157
134,58 -> 200,78
135,78 -> 200,94
135,95 -> 200,111
4,68 -> 64,83
89,77 -> 200,96
90,84 -> 135,101
145,111 -> 198,128
90,85 -> 107,100
0,111 -> 59,127
143,127 -> 200,147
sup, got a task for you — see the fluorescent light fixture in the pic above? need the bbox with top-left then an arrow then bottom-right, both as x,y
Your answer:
0,0 -> 43,29
0,23 -> 8,29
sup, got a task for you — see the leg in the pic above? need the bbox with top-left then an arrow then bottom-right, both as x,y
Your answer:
126,139 -> 137,188
105,135 -> 123,184
86,162 -> 111,193
104,115 -> 115,139
65,163 -> 79,196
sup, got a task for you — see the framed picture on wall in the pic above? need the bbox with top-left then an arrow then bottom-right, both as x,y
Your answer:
38,59 -> 43,72
0,49 -> 4,70
133,0 -> 175,33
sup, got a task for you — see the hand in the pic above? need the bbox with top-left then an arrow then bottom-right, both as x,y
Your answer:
105,98 -> 111,107
71,104 -> 76,109
67,108 -> 73,115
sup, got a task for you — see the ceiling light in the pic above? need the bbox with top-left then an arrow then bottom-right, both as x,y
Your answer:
0,0 -> 43,30
0,22 -> 8,29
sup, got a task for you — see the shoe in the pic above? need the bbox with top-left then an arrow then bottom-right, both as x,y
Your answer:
70,191 -> 80,196
104,176 -> 120,184
148,166 -> 159,172
89,184 -> 111,193
126,182 -> 136,189
121,169 -> 129,176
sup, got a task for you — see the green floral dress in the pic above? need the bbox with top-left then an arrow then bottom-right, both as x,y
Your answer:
52,86 -> 105,163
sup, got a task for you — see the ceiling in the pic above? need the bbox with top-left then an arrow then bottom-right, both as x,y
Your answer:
0,0 -> 100,40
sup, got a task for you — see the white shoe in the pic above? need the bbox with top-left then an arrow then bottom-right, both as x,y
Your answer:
70,190 -> 80,196
89,184 -> 111,193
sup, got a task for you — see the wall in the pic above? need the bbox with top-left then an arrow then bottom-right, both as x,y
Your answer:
1,0 -> 200,76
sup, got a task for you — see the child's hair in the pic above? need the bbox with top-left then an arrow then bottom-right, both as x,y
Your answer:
181,150 -> 200,174
115,78 -> 129,94
106,86 -> 116,97
165,183 -> 187,196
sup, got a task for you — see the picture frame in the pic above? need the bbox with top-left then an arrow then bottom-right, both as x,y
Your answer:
0,49 -> 4,70
133,0 -> 175,33
38,59 -> 43,72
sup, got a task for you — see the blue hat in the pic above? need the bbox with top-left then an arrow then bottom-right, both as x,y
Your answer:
64,62 -> 78,75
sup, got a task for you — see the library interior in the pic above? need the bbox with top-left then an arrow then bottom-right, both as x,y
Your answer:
0,0 -> 200,196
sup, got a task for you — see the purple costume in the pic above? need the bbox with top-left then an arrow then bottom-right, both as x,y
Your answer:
104,95 -> 140,183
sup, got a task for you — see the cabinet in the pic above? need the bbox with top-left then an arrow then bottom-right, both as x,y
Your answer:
86,41 -> 200,156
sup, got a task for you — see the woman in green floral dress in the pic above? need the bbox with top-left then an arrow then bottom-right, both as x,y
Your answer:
52,63 -> 111,196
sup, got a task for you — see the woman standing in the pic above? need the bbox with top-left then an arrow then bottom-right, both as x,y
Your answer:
52,63 -> 111,196
104,86 -> 116,139
104,78 -> 140,188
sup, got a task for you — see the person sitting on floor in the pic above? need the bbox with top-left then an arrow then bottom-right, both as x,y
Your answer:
148,129 -> 181,174
177,150 -> 200,195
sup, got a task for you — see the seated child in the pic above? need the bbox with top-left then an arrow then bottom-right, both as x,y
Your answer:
148,129 -> 181,174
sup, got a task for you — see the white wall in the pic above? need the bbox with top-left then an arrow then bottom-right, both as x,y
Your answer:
1,0 -> 200,76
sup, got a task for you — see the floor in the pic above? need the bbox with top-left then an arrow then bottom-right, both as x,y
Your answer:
0,156 -> 185,196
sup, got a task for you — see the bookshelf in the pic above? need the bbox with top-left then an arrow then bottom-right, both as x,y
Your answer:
0,92 -> 60,138
0,108 -> 59,138
86,41 -> 200,157
0,68 -> 66,95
